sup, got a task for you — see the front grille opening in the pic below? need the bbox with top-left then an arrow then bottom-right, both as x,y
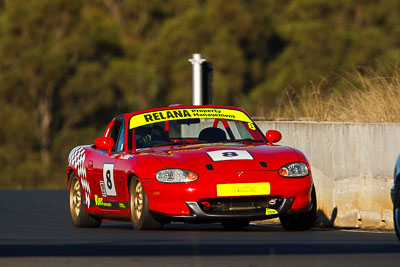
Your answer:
198,196 -> 283,215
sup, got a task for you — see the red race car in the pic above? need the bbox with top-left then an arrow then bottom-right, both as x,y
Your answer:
67,105 -> 316,230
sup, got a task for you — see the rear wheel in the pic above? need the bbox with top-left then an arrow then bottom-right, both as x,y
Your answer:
394,187 -> 400,241
221,221 -> 250,230
69,172 -> 101,227
129,177 -> 163,230
279,185 -> 317,231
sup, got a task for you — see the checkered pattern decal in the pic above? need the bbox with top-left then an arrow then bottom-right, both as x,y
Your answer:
68,146 -> 91,208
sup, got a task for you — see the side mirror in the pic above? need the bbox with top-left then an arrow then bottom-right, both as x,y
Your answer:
95,137 -> 114,151
266,130 -> 282,144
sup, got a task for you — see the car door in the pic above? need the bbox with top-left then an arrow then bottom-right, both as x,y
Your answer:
87,117 -> 124,211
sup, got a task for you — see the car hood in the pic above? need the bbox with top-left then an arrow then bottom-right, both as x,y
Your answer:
137,142 -> 302,172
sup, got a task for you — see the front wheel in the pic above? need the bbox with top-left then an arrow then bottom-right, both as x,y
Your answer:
129,177 -> 163,230
279,185 -> 317,231
68,172 -> 101,227
394,187 -> 400,241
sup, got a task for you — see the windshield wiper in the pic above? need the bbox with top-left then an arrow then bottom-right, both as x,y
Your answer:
225,139 -> 265,143
150,139 -> 264,147
150,140 -> 208,147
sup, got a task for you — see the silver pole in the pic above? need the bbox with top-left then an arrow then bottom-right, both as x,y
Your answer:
189,53 -> 205,105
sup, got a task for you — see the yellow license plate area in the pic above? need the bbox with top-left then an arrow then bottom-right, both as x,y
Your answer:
216,182 -> 270,197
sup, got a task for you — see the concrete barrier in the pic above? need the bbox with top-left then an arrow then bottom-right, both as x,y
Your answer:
256,121 -> 399,229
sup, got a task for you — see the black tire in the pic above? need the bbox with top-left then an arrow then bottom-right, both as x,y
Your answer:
68,172 -> 101,227
129,177 -> 163,230
394,187 -> 400,241
221,221 -> 250,230
279,185 -> 317,231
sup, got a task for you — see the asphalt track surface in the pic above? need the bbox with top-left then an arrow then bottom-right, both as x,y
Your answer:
1,190 -> 400,267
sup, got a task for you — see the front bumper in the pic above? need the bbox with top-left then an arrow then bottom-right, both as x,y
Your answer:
150,196 -> 313,223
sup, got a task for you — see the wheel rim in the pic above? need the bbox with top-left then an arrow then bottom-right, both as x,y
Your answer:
69,178 -> 81,220
131,180 -> 143,222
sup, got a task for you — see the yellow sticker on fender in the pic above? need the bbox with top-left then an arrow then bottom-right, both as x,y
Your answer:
216,182 -> 270,197
265,208 -> 278,215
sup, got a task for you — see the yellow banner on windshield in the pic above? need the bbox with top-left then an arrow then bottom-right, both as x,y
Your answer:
129,108 -> 252,129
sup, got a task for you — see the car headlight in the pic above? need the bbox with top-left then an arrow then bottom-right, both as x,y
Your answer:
156,169 -> 199,183
279,162 -> 309,177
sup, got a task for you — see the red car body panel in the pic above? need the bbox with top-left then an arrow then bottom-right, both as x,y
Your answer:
67,105 -> 314,223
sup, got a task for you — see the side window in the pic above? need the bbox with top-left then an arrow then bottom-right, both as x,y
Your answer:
113,121 -> 125,152
109,121 -> 120,143
109,119 -> 125,153
115,123 -> 125,152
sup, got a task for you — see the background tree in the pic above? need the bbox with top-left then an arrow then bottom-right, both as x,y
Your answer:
1,0 -> 400,188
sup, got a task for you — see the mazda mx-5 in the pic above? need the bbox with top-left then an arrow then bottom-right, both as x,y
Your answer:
67,105 -> 316,230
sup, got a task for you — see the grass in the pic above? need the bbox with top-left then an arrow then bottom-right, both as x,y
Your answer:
268,69 -> 400,123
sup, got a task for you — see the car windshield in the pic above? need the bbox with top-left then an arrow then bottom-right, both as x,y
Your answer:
129,108 -> 266,148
